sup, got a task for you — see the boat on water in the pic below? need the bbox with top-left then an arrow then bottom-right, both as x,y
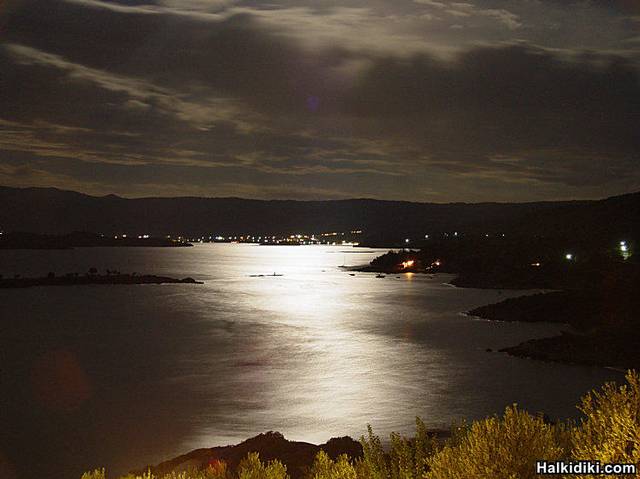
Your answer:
375,273 -> 386,278
249,273 -> 284,277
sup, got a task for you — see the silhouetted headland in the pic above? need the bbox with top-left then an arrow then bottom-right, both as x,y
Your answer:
361,234 -> 640,369
469,282 -> 640,370
134,432 -> 363,479
0,271 -> 202,288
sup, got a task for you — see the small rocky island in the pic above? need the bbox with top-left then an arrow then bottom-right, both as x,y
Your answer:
0,270 -> 203,288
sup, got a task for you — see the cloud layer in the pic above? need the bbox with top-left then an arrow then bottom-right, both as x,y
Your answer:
0,0 -> 638,200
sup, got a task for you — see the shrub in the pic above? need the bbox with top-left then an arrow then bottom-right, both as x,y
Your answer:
81,372 -> 640,479
388,418 -> 439,479
359,425 -> 388,479
358,418 -> 439,479
308,451 -> 356,479
571,370 -> 640,477
425,406 -> 566,479
207,459 -> 230,479
237,452 -> 288,479
81,469 -> 106,479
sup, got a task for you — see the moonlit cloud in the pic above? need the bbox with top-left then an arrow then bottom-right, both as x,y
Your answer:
0,0 -> 638,201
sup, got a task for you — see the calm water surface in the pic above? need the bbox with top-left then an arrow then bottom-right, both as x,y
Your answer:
0,244 -> 621,478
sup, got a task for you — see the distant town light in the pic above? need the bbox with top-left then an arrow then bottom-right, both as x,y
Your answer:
405,238 -> 410,243
531,262 -> 541,267
425,234 -> 429,239
401,260 -> 415,269
619,241 -> 630,259
565,253 -> 573,261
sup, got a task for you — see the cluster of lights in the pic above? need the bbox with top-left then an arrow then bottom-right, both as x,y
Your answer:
620,241 -> 630,260
172,230 -> 364,245
417,231 -> 507,240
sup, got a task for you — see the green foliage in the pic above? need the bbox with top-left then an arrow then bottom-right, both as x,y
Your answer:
309,451 -> 356,479
207,460 -> 230,479
81,371 -> 640,479
571,370 -> 640,477
387,418 -> 439,479
359,425 -> 388,479
81,469 -> 106,479
159,469 -> 224,479
411,417 -> 439,478
445,419 -> 469,449
237,452 -> 288,479
358,418 -> 439,479
426,405 -> 565,479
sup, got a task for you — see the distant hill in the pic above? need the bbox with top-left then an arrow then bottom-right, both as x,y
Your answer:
0,186 -> 638,242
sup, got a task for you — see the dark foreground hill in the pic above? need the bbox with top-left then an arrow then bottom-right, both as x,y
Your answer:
135,432 -> 362,479
1,186 -> 638,241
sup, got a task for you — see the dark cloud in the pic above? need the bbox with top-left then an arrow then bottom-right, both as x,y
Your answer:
0,0 -> 638,201
347,45 -> 639,151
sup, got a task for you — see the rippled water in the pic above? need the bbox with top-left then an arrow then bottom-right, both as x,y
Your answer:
0,244 -> 621,479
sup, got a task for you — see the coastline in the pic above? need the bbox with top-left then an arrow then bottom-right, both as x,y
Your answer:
464,288 -> 640,370
0,273 -> 203,288
352,253 -> 640,370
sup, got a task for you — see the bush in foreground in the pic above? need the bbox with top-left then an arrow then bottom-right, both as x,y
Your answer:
425,406 -> 567,479
571,370 -> 640,477
83,371 -> 640,479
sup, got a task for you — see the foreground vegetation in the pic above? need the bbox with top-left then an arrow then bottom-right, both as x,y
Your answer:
84,371 -> 640,479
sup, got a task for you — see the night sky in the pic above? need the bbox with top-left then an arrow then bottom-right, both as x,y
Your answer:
0,0 -> 639,201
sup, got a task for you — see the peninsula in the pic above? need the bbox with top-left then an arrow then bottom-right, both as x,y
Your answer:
359,236 -> 640,369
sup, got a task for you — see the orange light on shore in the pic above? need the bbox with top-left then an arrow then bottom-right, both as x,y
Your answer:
401,260 -> 415,269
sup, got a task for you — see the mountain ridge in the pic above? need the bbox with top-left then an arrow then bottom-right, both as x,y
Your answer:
1,186 -> 638,240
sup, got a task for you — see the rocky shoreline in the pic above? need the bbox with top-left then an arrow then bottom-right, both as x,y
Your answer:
499,331 -> 638,370
354,248 -> 640,370
465,288 -> 640,369
0,273 -> 203,288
